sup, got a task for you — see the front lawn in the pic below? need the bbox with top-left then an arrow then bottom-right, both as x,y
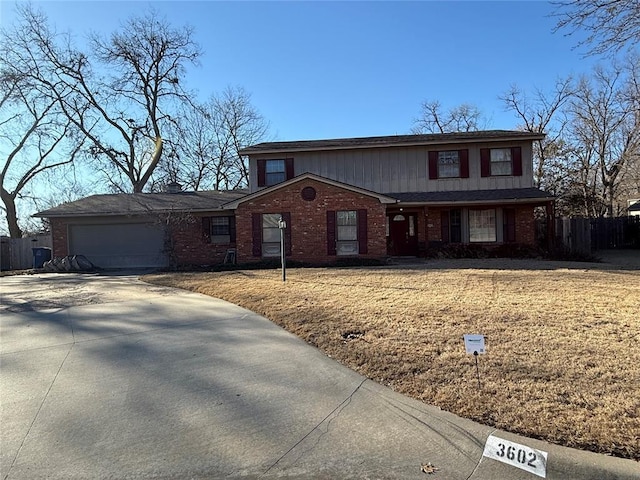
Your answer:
143,258 -> 640,460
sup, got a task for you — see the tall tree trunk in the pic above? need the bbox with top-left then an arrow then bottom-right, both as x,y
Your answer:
1,188 -> 23,238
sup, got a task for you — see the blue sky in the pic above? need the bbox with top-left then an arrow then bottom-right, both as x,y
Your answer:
1,0 -> 600,141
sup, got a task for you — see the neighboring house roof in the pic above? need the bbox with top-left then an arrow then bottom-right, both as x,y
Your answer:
387,188 -> 555,205
34,190 -> 249,218
239,130 -> 546,155
628,201 -> 640,212
222,173 -> 398,209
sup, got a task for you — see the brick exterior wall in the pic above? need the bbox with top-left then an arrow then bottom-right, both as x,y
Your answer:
169,214 -> 233,267
426,208 -> 444,244
48,198 -> 538,268
514,205 -> 536,245
51,218 -> 70,257
235,178 -> 388,264
424,205 -> 536,247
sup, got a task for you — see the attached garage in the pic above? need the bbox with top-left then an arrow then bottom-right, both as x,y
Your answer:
68,222 -> 168,269
34,189 -> 249,270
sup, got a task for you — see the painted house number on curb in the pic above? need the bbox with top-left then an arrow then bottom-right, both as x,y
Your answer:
483,435 -> 548,478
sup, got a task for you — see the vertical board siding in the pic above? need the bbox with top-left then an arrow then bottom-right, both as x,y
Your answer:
250,142 -> 533,193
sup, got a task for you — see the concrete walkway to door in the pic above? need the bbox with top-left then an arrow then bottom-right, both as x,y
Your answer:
1,273 -> 637,479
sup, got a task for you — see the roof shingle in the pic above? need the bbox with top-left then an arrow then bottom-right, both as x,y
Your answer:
239,130 -> 546,155
34,190 -> 248,218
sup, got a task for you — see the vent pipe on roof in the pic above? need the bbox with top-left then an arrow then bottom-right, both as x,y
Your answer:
165,182 -> 182,193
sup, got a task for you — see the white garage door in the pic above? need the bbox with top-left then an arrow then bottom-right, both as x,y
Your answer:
68,223 -> 168,269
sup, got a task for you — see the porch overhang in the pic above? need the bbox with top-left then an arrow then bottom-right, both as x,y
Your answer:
386,188 -> 555,208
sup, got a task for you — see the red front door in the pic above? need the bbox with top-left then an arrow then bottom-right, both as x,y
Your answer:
387,213 -> 418,256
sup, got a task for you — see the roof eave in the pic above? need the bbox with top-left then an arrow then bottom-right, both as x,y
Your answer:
239,134 -> 546,156
33,206 -> 237,218
222,173 -> 398,209
395,196 -> 554,207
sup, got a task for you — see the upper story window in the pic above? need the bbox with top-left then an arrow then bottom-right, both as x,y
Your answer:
266,160 -> 286,185
490,149 -> 513,176
480,147 -> 522,177
438,151 -> 460,178
428,149 -> 469,179
257,158 -> 294,187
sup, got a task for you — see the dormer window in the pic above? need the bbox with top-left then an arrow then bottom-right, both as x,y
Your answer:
257,158 -> 294,187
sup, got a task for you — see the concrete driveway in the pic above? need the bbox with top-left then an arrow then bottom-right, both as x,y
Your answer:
1,273 -> 637,479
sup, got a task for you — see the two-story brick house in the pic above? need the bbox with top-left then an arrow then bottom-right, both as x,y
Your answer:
35,130 -> 554,268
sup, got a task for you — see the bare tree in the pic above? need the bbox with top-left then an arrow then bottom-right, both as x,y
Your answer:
0,19 -> 83,238
566,63 -> 640,217
412,100 -> 487,134
552,0 -> 640,56
164,86 -> 270,191
500,77 -> 574,190
10,4 -> 201,193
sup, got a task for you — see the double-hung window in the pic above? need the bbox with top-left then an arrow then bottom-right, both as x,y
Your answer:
480,147 -> 522,177
261,213 -> 282,257
429,149 -> 469,179
469,209 -> 497,242
211,217 -> 231,244
438,151 -> 460,178
257,158 -> 294,187
203,216 -> 235,244
265,160 -> 286,186
336,210 -> 358,255
490,149 -> 513,176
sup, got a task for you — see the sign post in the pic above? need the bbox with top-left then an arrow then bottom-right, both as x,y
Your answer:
463,334 -> 486,389
278,216 -> 287,282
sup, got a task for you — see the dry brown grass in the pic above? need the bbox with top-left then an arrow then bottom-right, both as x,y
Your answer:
143,258 -> 640,460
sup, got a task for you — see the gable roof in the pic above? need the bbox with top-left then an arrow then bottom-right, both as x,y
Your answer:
34,189 -> 248,218
239,130 -> 546,155
387,188 -> 554,205
221,173 -> 398,209
628,201 -> 640,212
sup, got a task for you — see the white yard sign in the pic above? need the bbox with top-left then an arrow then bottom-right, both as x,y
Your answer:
463,334 -> 486,354
483,435 -> 548,478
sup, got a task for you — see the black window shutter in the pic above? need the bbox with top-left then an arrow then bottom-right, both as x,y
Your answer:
357,209 -> 368,254
282,212 -> 292,255
511,147 -> 522,176
459,149 -> 469,178
504,208 -> 516,243
202,217 -> 211,243
440,211 -> 450,243
257,159 -> 266,187
252,213 -> 262,257
285,158 -> 294,180
327,210 -> 336,255
229,216 -> 236,243
480,149 -> 490,177
428,151 -> 438,179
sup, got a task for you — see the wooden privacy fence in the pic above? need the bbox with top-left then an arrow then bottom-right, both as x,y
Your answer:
0,235 -> 52,271
554,216 -> 640,253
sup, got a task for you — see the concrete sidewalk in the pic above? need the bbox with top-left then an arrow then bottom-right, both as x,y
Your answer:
1,273 -> 637,479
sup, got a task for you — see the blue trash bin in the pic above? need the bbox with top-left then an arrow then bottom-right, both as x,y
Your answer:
32,247 -> 52,269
